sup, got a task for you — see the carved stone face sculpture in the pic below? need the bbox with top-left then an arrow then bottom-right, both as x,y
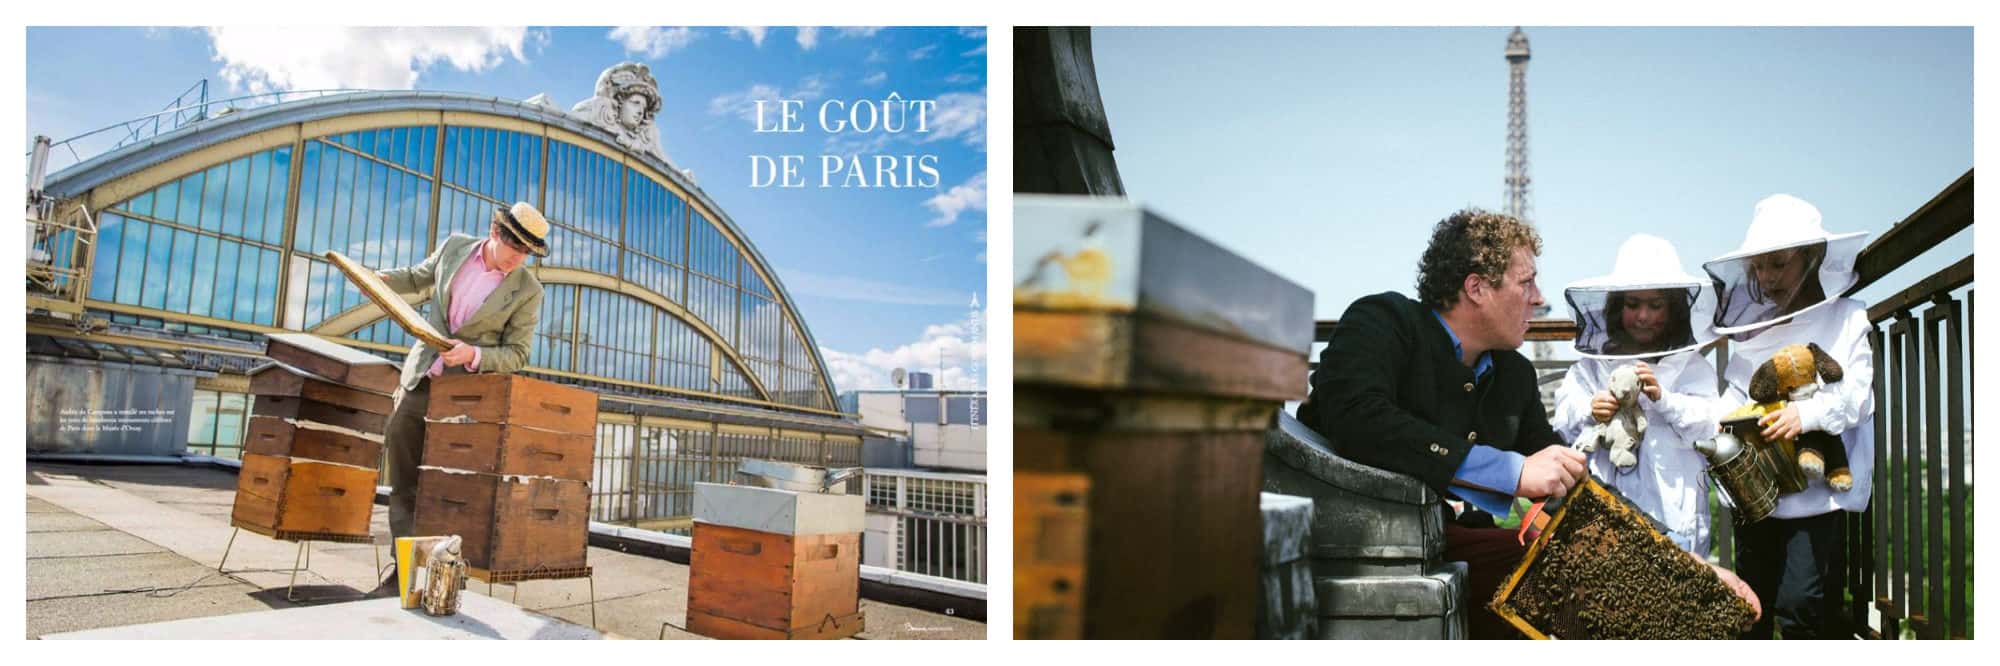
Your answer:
570,62 -> 669,163
617,92 -> 649,130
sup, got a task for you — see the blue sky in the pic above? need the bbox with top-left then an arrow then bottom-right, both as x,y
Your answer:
1091,27 -> 1971,353
26,26 -> 988,392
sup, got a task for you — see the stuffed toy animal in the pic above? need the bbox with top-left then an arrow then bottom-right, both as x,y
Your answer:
1726,342 -> 1852,491
1577,365 -> 1645,471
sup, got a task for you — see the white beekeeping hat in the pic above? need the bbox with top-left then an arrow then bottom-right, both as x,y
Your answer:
1703,194 -> 1869,336
1565,234 -> 1714,359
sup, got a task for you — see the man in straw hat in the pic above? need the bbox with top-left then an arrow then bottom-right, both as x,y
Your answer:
1297,208 -> 1586,638
1704,194 -> 1875,639
369,201 -> 551,591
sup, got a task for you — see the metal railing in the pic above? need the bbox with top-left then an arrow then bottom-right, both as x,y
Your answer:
586,421 -> 862,533
862,469 -> 989,584
1307,169 -> 1974,639
1843,170 -> 1974,639
29,87 -> 377,175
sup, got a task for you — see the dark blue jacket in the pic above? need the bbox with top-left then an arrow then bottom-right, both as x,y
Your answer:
1296,291 -> 1561,497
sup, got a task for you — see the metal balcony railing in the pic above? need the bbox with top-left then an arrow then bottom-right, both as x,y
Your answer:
863,469 -> 989,584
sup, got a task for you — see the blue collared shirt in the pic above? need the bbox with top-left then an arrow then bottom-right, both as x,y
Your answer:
1432,311 -> 1525,517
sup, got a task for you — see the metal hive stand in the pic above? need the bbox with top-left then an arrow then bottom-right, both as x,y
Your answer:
218,520 -> 383,602
469,564 -> 597,629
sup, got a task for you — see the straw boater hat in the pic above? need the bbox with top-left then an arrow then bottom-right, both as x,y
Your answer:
494,201 -> 551,257
1702,194 -> 1869,336
1565,234 -> 1715,360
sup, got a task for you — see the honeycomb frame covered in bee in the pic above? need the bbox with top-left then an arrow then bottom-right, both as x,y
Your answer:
1489,477 -> 1756,639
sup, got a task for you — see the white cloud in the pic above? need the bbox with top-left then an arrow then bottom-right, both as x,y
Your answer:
865,48 -> 888,64
796,27 -> 821,50
838,27 -> 884,39
608,26 -> 698,59
204,27 -> 529,93
922,91 -> 986,148
821,315 -> 987,392
707,77 -> 829,125
909,44 -> 940,61
861,71 -> 887,87
963,44 -> 988,57
777,267 -> 972,306
924,171 -> 987,228
728,27 -> 768,47
957,28 -> 987,40
944,72 -> 979,85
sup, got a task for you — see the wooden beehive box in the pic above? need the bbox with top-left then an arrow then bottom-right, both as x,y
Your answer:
244,416 -> 383,469
410,468 -> 589,572
1014,472 -> 1088,640
425,374 -> 597,435
421,422 -> 592,481
686,482 -> 865,640
251,394 -> 390,435
264,332 -> 402,395
250,362 -> 394,415
1491,477 -> 1757,639
232,453 -> 378,537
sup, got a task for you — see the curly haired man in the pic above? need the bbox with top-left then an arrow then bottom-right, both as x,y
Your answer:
1296,208 -> 1583,638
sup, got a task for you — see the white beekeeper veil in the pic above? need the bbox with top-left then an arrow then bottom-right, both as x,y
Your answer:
1564,234 -> 1714,360
1703,194 -> 1869,336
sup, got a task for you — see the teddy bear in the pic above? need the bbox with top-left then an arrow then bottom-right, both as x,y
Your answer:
1725,342 -> 1852,492
1577,365 -> 1645,471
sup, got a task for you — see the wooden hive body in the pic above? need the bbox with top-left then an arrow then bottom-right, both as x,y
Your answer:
425,374 -> 596,435
410,468 -> 590,572
685,522 -> 864,639
232,453 -> 377,537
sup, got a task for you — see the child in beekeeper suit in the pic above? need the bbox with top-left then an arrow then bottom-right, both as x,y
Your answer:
1704,194 -> 1875,639
1554,234 -> 1727,558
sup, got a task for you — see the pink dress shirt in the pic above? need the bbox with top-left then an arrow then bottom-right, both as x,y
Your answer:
426,239 -> 510,377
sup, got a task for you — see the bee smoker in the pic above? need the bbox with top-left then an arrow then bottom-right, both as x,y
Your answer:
1693,416 -> 1802,523
421,535 -> 467,616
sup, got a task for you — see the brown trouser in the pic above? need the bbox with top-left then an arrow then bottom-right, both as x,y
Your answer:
384,378 -> 431,541
1445,522 -> 1532,639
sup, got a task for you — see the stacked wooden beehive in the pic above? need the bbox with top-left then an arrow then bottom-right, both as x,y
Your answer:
412,374 -> 596,572
233,334 -> 397,538
686,476 -> 866,640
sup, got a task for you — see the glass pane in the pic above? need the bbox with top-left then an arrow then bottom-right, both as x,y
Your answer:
140,224 -> 173,310
222,158 -> 249,238
189,235 -> 217,317
187,390 -> 219,449
212,241 -> 240,322
124,190 -> 155,219
215,393 -> 249,448
294,143 -> 321,251
89,213 -> 124,302
256,248 -> 279,325
266,146 -> 291,244
176,170 -> 204,228
152,180 -> 180,223
114,218 -> 148,305
165,229 -> 195,313
198,164 -> 227,232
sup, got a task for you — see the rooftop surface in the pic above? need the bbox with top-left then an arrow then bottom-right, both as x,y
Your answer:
25,462 -> 984,640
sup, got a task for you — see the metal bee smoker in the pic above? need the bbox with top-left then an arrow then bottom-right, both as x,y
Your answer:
421,535 -> 467,616
1694,416 -> 1806,523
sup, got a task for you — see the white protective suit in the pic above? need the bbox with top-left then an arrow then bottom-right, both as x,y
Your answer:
1554,234 -> 1728,556
1554,353 -> 1724,555
1718,300 -> 1876,517
1704,194 -> 1876,518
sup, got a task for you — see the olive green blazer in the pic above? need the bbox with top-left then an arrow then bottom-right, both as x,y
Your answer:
377,233 -> 545,392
